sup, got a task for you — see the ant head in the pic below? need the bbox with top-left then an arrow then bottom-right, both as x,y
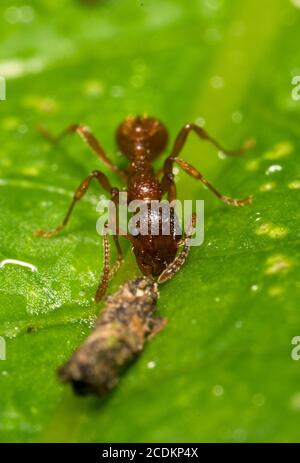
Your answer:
116,115 -> 168,159
131,234 -> 178,276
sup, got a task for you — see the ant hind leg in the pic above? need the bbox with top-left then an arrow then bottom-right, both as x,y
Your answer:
94,231 -> 125,303
94,229 -> 111,303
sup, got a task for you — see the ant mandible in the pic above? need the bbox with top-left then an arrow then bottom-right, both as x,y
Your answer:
35,115 -> 253,301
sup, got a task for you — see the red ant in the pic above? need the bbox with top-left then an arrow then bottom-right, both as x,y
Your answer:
35,115 -> 253,301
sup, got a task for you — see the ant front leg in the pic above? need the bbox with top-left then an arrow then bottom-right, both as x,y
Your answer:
94,234 -> 125,303
95,227 -> 111,302
34,170 -> 119,237
94,217 -> 140,302
37,123 -> 127,181
158,213 -> 196,284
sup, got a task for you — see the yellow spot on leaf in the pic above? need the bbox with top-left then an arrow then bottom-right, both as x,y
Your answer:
269,226 -> 288,239
288,180 -> 300,190
255,223 -> 288,239
263,141 -> 293,160
256,223 -> 272,235
246,159 -> 260,171
0,158 -> 12,167
246,141 -> 292,173
268,286 -> 283,297
83,80 -> 104,97
1,117 -> 20,130
23,96 -> 58,113
290,393 -> 300,412
259,182 -> 275,192
265,255 -> 291,275
22,166 -> 40,177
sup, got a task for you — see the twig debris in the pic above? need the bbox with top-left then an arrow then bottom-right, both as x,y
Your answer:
58,277 -> 167,396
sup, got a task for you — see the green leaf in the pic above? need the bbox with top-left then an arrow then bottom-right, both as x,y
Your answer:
0,0 -> 300,443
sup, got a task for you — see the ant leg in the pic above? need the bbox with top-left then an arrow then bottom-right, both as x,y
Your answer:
161,123 -> 254,203
170,123 -> 255,158
148,317 -> 168,340
37,123 -> 127,181
158,213 -> 196,284
34,170 -> 119,237
110,235 -> 124,277
161,170 -> 177,202
95,233 -> 128,302
156,122 -> 253,179
94,213 -> 128,302
166,157 -> 252,206
94,228 -> 111,302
